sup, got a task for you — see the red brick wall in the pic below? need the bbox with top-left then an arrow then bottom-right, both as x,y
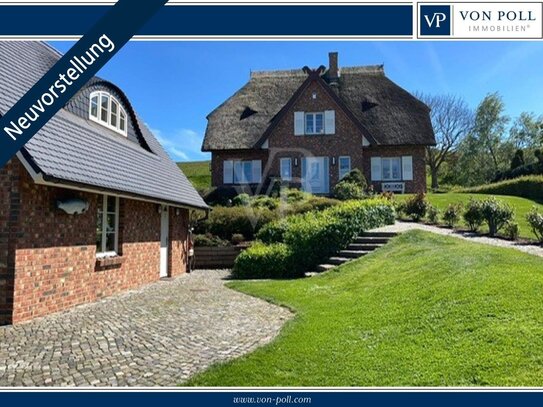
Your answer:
5,159 -> 188,325
211,150 -> 269,188
266,80 -> 366,190
0,159 -> 19,325
362,145 -> 427,194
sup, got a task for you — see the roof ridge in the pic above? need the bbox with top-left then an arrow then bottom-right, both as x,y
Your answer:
250,69 -> 306,78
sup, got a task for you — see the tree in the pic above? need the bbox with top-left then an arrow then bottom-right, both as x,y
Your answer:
416,93 -> 473,190
509,112 -> 543,149
510,149 -> 525,170
472,92 -> 510,173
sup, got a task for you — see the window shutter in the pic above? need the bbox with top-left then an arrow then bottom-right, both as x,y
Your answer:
402,156 -> 413,181
252,160 -> 262,184
223,160 -> 233,184
324,110 -> 335,135
294,112 -> 304,135
371,157 -> 382,181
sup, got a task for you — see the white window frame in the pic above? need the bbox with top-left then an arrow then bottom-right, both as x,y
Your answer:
280,157 -> 292,181
96,194 -> 120,258
228,160 -> 262,184
89,91 -> 128,136
381,157 -> 402,181
338,156 -> 351,180
304,112 -> 325,135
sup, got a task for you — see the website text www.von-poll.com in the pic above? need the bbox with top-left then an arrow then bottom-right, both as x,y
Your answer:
232,395 -> 312,405
3,34 -> 115,141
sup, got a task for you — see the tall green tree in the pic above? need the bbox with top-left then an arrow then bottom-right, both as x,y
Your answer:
509,112 -> 543,149
453,93 -> 511,186
472,92 -> 510,173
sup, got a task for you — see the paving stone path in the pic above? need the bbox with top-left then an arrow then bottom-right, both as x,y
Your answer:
0,270 -> 292,387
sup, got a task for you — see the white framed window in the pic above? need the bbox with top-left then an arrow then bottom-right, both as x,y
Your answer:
89,91 -> 128,136
338,156 -> 351,180
382,157 -> 402,181
280,158 -> 292,181
96,195 -> 119,257
224,160 -> 262,184
305,112 -> 324,135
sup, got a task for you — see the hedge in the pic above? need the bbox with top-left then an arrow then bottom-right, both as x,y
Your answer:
196,206 -> 276,240
231,243 -> 294,279
236,199 -> 395,279
460,176 -> 543,203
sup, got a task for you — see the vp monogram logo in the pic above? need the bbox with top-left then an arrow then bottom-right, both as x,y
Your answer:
420,5 -> 451,36
424,12 -> 448,28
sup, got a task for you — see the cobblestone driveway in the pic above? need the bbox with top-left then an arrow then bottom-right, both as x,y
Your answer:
0,270 -> 292,387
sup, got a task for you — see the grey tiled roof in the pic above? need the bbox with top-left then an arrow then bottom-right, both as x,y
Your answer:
0,41 -> 208,210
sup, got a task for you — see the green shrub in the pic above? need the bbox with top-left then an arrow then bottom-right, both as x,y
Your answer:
404,193 -> 429,222
460,175 -> 543,203
503,221 -> 520,241
426,205 -> 440,224
257,219 -> 290,244
232,193 -> 251,207
283,188 -> 308,203
463,198 -> 485,232
305,196 -> 341,211
333,181 -> 364,201
249,199 -> 395,277
341,169 -> 367,190
443,203 -> 462,228
284,200 -> 395,273
526,206 -> 543,243
232,243 -> 296,279
193,233 -> 230,247
394,201 -> 406,219
251,195 -> 279,210
198,206 -> 276,240
479,197 -> 514,237
231,233 -> 245,245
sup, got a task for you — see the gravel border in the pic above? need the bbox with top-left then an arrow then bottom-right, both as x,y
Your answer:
372,221 -> 543,258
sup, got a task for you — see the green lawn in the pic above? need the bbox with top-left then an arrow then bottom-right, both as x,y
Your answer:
178,160 -> 211,190
186,231 -> 543,386
398,193 -> 543,241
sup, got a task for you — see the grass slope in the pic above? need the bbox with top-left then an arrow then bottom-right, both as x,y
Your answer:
399,193 -> 543,240
186,230 -> 543,386
178,161 -> 211,190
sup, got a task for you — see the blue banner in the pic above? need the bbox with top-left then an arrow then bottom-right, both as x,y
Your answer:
1,391 -> 543,406
0,0 -> 168,167
0,5 -> 413,37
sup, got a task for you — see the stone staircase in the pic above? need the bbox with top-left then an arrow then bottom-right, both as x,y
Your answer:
314,231 -> 397,273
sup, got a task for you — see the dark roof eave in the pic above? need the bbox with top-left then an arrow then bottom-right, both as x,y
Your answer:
41,173 -> 210,211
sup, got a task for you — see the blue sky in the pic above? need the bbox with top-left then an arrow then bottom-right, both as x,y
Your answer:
51,41 -> 543,162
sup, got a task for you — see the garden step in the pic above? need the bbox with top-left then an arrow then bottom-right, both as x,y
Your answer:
353,237 -> 390,244
347,243 -> 383,251
338,250 -> 371,258
360,231 -> 398,238
316,264 -> 336,273
328,257 -> 352,265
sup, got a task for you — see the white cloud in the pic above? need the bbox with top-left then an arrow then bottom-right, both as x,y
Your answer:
148,126 -> 209,162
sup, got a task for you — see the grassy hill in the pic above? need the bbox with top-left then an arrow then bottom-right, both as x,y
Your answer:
177,160 -> 211,190
186,230 -> 543,386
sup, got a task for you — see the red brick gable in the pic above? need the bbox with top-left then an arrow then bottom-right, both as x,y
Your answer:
255,68 -> 377,149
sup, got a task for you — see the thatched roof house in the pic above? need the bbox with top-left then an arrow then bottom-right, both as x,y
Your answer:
203,52 -> 435,195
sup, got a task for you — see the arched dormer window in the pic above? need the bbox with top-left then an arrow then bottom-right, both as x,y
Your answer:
89,91 -> 128,136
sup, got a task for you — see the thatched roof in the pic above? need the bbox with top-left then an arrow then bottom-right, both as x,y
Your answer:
203,64 -> 435,151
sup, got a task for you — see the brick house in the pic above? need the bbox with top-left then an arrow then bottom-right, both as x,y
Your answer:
203,52 -> 436,195
0,42 -> 208,325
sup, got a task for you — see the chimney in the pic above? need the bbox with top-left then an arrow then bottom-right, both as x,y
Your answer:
328,52 -> 339,86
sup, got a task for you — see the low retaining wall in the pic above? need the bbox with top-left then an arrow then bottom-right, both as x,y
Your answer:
193,245 -> 247,269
